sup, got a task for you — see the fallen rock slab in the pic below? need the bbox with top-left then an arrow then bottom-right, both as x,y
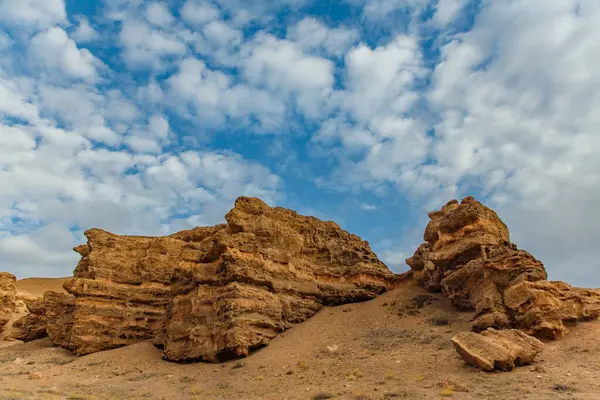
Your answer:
452,328 -> 544,371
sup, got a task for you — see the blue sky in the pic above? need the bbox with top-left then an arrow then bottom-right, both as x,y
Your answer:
1,0 -> 600,287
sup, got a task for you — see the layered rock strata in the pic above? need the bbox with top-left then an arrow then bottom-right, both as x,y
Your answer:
41,197 -> 401,361
407,197 -> 600,339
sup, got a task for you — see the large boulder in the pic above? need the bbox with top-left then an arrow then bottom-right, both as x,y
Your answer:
452,328 -> 544,371
0,273 -> 16,333
9,298 -> 47,342
407,197 -> 600,339
41,197 -> 402,362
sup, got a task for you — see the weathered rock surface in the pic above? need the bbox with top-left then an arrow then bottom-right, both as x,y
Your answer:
452,328 -> 544,371
41,197 -> 401,361
0,273 -> 16,333
9,298 -> 47,341
407,196 -> 600,339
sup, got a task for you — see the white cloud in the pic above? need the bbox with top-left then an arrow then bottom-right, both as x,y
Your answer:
180,0 -> 221,27
203,20 -> 243,48
120,19 -> 187,69
0,30 -> 12,50
29,27 -> 100,81
145,1 -> 175,27
123,114 -> 170,153
311,34 -> 429,191
0,224 -> 80,278
0,0 -> 66,29
167,57 -> 286,130
342,35 -> 425,121
287,17 -> 358,56
37,85 -> 120,145
360,203 -> 377,211
0,76 -> 40,123
239,33 -> 336,119
242,33 -> 335,92
432,0 -> 469,26
71,15 -> 100,43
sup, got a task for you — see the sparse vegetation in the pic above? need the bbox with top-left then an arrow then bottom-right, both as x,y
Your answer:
383,392 -> 410,399
383,371 -> 397,380
189,386 -> 202,395
297,360 -> 309,371
552,383 -> 575,392
430,314 -> 451,326
393,294 -> 439,316
312,392 -> 336,400
440,386 -> 454,397
179,375 -> 194,383
127,372 -> 162,381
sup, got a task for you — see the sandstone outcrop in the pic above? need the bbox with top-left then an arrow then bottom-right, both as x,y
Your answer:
452,328 -> 544,371
0,272 -> 16,333
407,197 -> 600,339
9,298 -> 47,341
40,197 -> 401,361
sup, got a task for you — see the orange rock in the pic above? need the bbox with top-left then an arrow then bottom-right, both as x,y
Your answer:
452,328 -> 544,371
9,298 -> 47,341
0,272 -> 16,333
408,197 -> 600,338
41,197 -> 403,362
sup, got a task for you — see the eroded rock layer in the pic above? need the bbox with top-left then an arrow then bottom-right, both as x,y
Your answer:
0,273 -> 16,332
407,197 -> 600,339
42,197 -> 400,361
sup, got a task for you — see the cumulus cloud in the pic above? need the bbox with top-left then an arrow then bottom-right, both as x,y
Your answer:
180,0 -> 221,27
311,34 -> 430,193
71,15 -> 100,43
29,27 -> 101,81
287,17 -> 359,57
167,57 -> 285,130
431,0 -> 470,26
119,18 -> 187,69
0,0 -> 66,29
242,33 -> 335,92
145,1 -> 175,27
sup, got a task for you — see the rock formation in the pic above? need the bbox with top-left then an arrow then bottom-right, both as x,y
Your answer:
39,197 -> 401,362
9,298 -> 47,341
0,272 -> 16,333
452,328 -> 544,371
407,196 -> 600,339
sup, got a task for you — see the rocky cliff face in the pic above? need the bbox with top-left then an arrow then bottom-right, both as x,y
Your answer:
0,273 -> 16,333
40,197 -> 401,361
407,196 -> 600,339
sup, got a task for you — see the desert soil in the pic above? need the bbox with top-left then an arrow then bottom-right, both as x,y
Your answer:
0,278 -> 598,400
